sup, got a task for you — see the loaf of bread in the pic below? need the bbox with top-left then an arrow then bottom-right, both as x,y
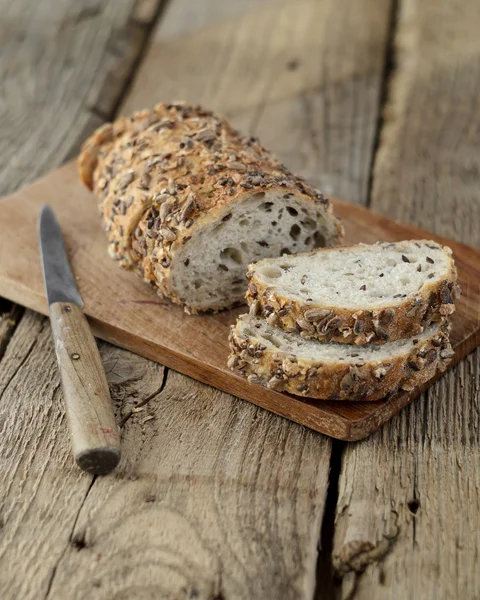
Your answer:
78,102 -> 343,313
229,315 -> 453,401
246,240 -> 459,345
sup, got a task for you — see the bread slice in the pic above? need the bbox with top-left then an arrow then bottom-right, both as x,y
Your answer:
228,314 -> 453,401
78,102 -> 343,313
246,240 -> 458,344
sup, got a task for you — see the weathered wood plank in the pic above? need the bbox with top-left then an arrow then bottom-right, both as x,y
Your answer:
0,0 -> 162,342
334,0 -> 480,597
47,371 -> 331,599
0,312 -> 165,599
0,311 -> 93,600
0,0 -> 161,195
124,0 -> 392,205
0,1 -> 164,597
0,301 -> 23,360
44,0 -> 393,597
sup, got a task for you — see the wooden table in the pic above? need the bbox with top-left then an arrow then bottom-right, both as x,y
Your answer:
1,1 -> 479,598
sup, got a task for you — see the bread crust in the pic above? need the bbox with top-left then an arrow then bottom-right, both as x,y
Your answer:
246,242 -> 459,345
78,102 -> 343,312
228,320 -> 453,401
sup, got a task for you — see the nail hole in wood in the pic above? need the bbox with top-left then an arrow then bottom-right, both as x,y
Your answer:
407,498 -> 420,514
71,533 -> 86,550
286,58 -> 299,71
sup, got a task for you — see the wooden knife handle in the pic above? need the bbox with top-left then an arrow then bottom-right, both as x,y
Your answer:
49,302 -> 121,475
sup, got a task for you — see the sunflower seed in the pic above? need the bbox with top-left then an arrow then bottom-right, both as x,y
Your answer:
424,349 -> 438,364
228,161 -> 246,171
379,308 -> 395,327
354,318 -> 365,335
374,324 -> 389,341
267,377 -> 283,390
160,228 -> 177,242
297,319 -> 315,334
227,355 -> 237,369
266,313 -> 279,326
179,196 -> 196,222
296,383 -> 309,393
249,300 -> 262,316
325,316 -> 343,332
138,172 -> 151,190
159,202 -> 173,220
340,372 -> 354,390
439,282 -> 453,304
118,171 -> 134,189
304,308 -> 333,322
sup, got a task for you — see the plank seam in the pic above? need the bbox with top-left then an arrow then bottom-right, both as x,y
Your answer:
43,476 -> 97,599
365,0 -> 400,209
314,440 -> 344,599
96,0 -> 172,122
0,302 -> 24,364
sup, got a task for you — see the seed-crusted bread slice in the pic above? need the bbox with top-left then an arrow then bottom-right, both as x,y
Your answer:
246,240 -> 458,345
78,102 -> 343,314
229,314 -> 453,401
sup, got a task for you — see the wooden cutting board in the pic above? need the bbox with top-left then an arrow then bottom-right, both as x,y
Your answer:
1,161 -> 479,441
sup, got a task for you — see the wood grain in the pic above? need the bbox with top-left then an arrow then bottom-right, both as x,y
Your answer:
0,0 -> 164,597
0,311 -> 94,600
41,0 -> 391,597
123,0 -> 393,205
45,370 -> 331,599
1,163 -> 479,442
333,0 -> 480,597
0,0 -> 162,399
49,302 -> 120,474
0,0 -> 154,364
0,311 -> 166,599
0,302 -> 23,360
0,0 -> 160,195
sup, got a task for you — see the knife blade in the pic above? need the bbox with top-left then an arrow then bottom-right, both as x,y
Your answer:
39,205 -> 120,475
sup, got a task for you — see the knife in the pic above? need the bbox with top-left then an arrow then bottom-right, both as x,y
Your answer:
39,205 -> 121,475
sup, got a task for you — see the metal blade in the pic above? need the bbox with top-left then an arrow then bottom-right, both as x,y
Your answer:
39,205 -> 84,307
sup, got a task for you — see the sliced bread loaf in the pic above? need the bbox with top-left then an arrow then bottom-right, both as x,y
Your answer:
78,102 -> 343,313
228,314 -> 453,401
246,240 -> 459,345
